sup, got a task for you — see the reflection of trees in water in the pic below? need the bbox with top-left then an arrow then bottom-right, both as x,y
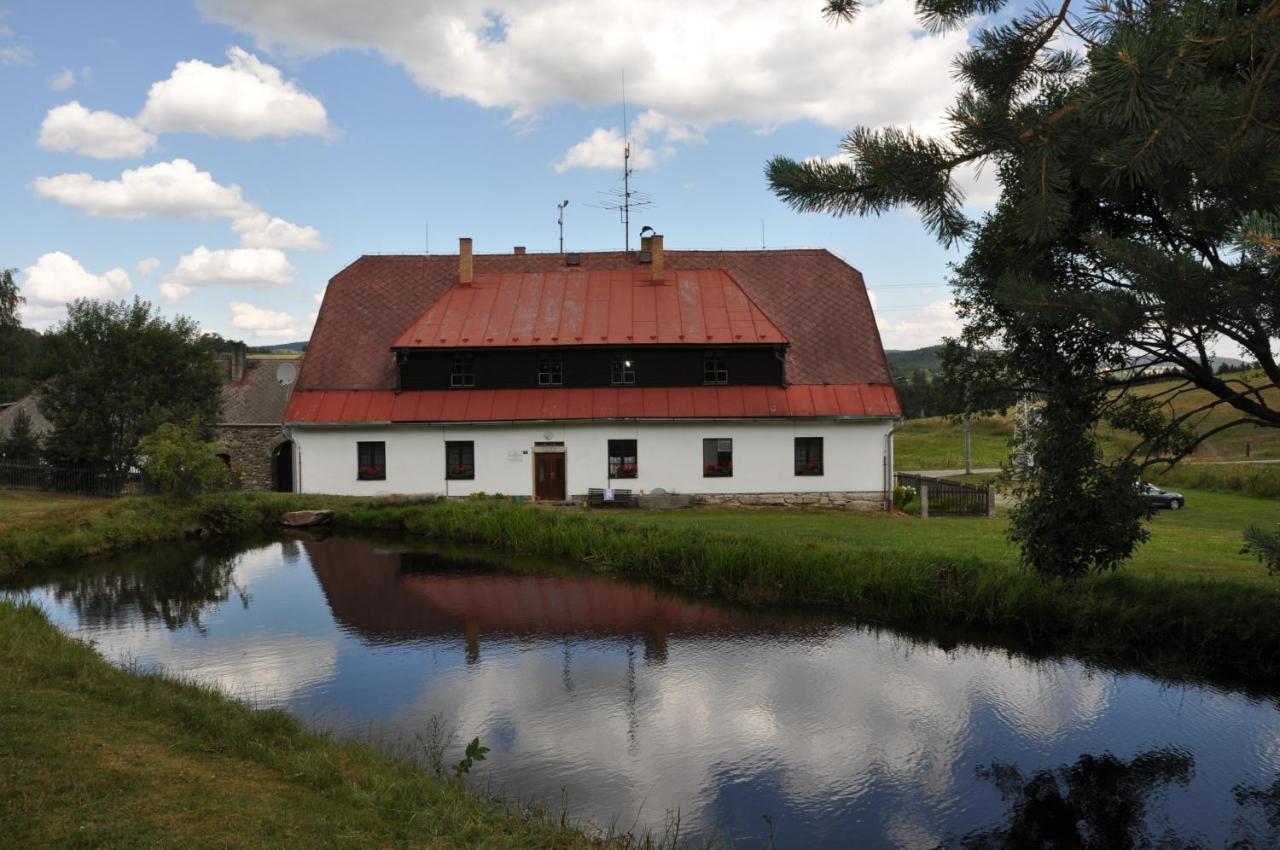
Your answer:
1233,775 -> 1280,849
942,749 -> 1200,849
53,546 -> 249,632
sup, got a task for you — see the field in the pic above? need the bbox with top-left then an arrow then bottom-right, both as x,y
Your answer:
616,487 -> 1274,584
895,370 -> 1280,474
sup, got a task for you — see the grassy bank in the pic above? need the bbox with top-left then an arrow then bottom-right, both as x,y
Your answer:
4,488 -> 1280,682
0,600 -> 622,850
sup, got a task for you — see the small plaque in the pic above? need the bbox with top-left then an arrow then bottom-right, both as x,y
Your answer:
508,449 -> 523,462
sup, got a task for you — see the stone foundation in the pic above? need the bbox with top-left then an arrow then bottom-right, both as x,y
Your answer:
691,491 -> 888,511
215,425 -> 289,491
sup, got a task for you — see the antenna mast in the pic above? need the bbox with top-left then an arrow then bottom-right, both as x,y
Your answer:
591,72 -> 651,251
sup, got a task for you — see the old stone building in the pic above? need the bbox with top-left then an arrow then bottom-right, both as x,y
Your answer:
216,345 -> 300,491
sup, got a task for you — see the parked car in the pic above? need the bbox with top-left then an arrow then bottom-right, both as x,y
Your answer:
1140,483 -> 1185,510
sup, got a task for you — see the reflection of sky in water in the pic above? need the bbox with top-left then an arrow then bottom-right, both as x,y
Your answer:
17,537 -> 1280,849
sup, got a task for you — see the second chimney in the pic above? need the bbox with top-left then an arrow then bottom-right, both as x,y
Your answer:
651,234 -> 664,282
459,237 -> 473,284
513,246 -> 526,255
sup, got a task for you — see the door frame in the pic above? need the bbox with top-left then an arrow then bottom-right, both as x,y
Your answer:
531,442 -> 567,501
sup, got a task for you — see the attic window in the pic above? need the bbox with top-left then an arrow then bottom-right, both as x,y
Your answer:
450,354 -> 475,388
538,353 -> 563,386
611,354 -> 636,386
703,351 -> 728,385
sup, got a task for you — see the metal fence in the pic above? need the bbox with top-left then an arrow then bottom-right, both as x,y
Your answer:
0,461 -> 144,497
895,472 -> 994,517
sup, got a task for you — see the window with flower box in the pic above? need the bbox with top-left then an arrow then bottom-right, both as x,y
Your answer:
794,437 -> 824,476
357,441 -> 386,481
702,438 -> 733,477
608,439 -> 638,479
445,440 -> 475,480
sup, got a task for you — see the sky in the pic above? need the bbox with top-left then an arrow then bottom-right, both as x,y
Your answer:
0,0 -> 1000,350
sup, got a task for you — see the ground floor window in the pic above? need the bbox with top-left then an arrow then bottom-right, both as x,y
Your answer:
608,439 -> 638,478
357,441 -> 386,480
795,437 -> 824,476
703,438 -> 733,477
446,440 -> 475,480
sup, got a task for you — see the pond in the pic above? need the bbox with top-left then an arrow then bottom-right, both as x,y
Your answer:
11,535 -> 1280,848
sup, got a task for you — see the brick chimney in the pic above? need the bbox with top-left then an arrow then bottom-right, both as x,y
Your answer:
459,237 -> 473,284
513,246 -> 526,255
223,341 -> 247,383
651,234 -> 664,282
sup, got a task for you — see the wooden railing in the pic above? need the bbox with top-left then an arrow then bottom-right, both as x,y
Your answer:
895,472 -> 994,518
0,462 -> 144,497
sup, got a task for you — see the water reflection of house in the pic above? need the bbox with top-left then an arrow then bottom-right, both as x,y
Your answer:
304,537 -> 828,663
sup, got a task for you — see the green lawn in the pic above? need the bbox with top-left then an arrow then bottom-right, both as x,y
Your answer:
0,490 -> 98,531
614,486 -> 1274,584
0,599 -> 629,849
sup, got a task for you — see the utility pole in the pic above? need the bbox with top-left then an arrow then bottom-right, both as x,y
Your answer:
556,200 -> 569,253
964,417 -> 972,475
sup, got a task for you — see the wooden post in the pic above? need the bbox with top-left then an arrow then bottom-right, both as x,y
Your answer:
987,484 -> 996,517
920,482 -> 929,519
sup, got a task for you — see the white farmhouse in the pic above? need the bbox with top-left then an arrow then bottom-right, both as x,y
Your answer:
284,236 -> 902,507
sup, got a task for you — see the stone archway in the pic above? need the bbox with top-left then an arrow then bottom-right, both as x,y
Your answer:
272,441 -> 294,493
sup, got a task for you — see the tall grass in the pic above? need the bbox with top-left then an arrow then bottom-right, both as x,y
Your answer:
1154,463 -> 1280,499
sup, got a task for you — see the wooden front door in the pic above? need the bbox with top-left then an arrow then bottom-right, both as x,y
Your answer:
534,452 -> 566,501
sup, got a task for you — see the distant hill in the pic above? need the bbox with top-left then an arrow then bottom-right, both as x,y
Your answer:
249,341 -> 308,354
886,345 -> 943,375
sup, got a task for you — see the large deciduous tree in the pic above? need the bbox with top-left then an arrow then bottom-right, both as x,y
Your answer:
39,299 -> 222,473
768,0 -> 1279,578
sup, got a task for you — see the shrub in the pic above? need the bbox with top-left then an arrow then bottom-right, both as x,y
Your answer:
1242,526 -> 1280,576
138,421 -> 230,499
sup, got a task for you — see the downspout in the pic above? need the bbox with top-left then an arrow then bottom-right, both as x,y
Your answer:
883,417 -> 903,511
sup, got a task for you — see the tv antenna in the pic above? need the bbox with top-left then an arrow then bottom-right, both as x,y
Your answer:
556,200 -> 569,253
591,72 -> 651,251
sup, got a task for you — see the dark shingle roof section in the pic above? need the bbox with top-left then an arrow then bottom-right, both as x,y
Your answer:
220,357 -> 300,424
0,395 -> 52,437
299,249 -> 893,391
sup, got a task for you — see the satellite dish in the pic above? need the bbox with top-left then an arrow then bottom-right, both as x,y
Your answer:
276,362 -> 298,386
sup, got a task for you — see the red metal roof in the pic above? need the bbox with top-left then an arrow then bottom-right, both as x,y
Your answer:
284,384 -> 900,424
391,267 -> 787,349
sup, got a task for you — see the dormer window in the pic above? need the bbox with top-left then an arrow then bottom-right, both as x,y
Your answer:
450,354 -> 474,388
611,354 -> 636,385
538,353 -> 563,386
703,351 -> 728,385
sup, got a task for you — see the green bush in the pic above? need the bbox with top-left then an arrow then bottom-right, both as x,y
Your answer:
138,421 -> 230,499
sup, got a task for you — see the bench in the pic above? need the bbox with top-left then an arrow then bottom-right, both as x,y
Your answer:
586,487 -> 638,508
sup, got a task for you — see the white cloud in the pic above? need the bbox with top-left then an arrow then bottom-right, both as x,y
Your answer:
49,68 -> 77,91
232,212 -> 325,251
135,256 -> 161,276
37,101 -> 157,159
870,292 -> 961,350
162,246 -> 295,302
32,159 -> 324,252
555,109 -> 688,172
19,252 -> 132,328
32,158 -> 254,220
0,45 -> 31,66
139,46 -> 329,140
202,0 -> 969,151
229,300 -> 312,340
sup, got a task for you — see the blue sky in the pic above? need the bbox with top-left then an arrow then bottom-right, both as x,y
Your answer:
1,0 -> 993,348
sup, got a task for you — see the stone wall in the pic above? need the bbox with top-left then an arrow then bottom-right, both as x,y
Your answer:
690,491 -> 888,511
215,425 -> 287,491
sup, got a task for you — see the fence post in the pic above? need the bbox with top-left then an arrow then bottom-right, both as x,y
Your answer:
920,482 -> 929,519
987,484 -> 996,517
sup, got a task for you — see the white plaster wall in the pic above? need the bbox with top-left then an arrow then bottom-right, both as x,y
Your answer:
290,419 -> 894,498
